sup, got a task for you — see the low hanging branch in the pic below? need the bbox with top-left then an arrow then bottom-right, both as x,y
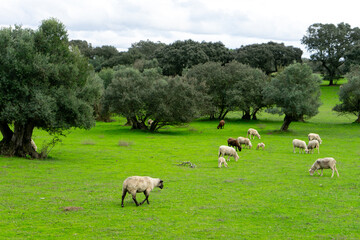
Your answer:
176,161 -> 196,168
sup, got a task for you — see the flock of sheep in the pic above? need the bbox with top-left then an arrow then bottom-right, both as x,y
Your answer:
121,121 -> 339,207
218,125 -> 339,179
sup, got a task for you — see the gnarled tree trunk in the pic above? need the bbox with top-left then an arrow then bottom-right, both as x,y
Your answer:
280,115 -> 293,131
0,121 -> 40,158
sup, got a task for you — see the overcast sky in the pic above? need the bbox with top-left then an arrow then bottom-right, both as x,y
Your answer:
1,0 -> 359,57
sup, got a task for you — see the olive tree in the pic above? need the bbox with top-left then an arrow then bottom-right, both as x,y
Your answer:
263,63 -> 322,131
333,65 -> 360,123
0,19 -> 100,158
103,67 -> 200,131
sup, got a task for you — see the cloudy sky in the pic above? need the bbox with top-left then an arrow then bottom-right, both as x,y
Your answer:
1,0 -> 359,57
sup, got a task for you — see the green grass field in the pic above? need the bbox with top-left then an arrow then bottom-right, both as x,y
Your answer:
1,85 -> 359,239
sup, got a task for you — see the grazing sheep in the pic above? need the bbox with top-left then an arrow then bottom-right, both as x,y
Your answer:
256,142 -> 265,150
309,157 -> 339,178
147,119 -> 154,126
30,139 -> 37,151
307,140 -> 320,154
247,128 -> 261,139
121,176 -> 163,207
308,133 -> 322,144
218,157 -> 228,168
217,120 -> 225,129
292,139 -> 309,154
218,145 -> 239,162
227,137 -> 242,152
237,137 -> 252,149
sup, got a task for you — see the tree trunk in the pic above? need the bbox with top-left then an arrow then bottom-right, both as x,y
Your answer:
328,78 -> 334,86
0,121 -> 40,158
242,111 -> 251,120
124,117 -> 132,126
355,113 -> 360,123
251,108 -> 259,120
280,115 -> 293,131
130,117 -> 147,130
219,110 -> 229,120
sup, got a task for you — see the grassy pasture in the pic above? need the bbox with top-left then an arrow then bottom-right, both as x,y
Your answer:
0,85 -> 359,239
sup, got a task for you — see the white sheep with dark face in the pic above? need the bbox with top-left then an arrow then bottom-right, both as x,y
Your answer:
309,157 -> 339,178
121,176 -> 163,207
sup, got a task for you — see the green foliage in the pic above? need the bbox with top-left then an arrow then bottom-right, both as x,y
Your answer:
301,22 -> 360,85
155,39 -> 232,76
264,63 -> 322,130
235,42 -> 302,74
0,19 -> 100,158
104,67 -> 200,131
186,61 -> 268,119
333,66 -> 360,122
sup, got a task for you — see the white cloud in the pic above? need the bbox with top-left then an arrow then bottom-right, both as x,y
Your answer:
1,0 -> 360,57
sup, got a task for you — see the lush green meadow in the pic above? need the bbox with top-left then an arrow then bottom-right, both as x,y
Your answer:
1,85 -> 359,239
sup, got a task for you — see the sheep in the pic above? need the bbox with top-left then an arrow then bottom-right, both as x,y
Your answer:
217,120 -> 225,129
292,139 -> 309,154
256,142 -> 265,150
307,140 -> 320,154
227,137 -> 242,152
309,157 -> 339,178
147,119 -> 154,126
218,157 -> 228,168
218,145 -> 239,162
247,128 -> 261,139
308,133 -> 322,144
237,137 -> 252,149
121,176 -> 163,207
30,139 -> 37,151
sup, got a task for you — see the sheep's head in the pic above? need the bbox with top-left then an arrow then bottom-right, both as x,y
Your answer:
309,168 -> 315,176
305,148 -> 309,154
158,180 -> 164,189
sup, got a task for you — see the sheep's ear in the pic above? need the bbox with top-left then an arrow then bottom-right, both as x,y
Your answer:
160,180 -> 163,183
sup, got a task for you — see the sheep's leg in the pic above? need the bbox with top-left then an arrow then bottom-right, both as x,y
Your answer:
293,146 -> 296,153
331,167 -> 335,178
130,192 -> 140,206
317,147 -> 319,154
335,166 -> 339,177
320,169 -> 323,176
140,191 -> 150,205
227,155 -> 230,161
121,190 -> 127,207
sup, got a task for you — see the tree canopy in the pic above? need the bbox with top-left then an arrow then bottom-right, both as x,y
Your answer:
0,18 -> 100,158
301,22 -> 360,85
333,65 -> 360,123
263,63 -> 322,131
234,42 -> 302,75
104,67 -> 200,131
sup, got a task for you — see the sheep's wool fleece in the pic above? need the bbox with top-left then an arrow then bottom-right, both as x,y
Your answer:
123,176 -> 160,192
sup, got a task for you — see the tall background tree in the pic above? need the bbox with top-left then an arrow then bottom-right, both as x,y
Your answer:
263,63 -> 322,131
301,22 -> 360,85
333,65 -> 360,123
234,42 -> 303,75
0,18 -> 100,158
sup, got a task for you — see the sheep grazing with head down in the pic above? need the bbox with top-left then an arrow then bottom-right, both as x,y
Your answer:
218,145 -> 239,162
247,128 -> 261,139
308,133 -> 322,144
237,137 -> 252,149
218,157 -> 228,168
256,142 -> 265,150
307,140 -> 320,154
121,176 -> 163,207
227,137 -> 242,151
217,120 -> 225,129
309,157 -> 339,178
292,139 -> 309,153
